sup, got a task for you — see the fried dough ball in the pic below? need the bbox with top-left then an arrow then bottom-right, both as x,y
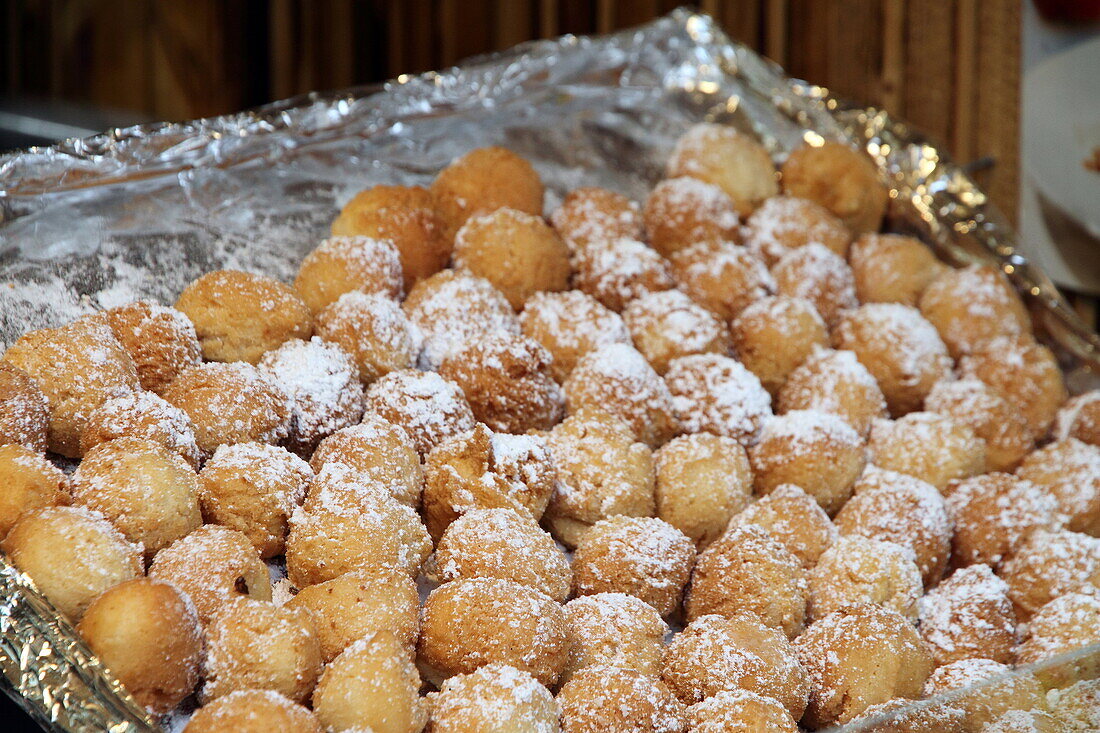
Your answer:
184,690 -> 322,733
72,436 -> 201,556
0,361 -> 49,451
686,524 -> 808,638
848,233 -> 947,307
0,443 -> 68,539
562,593 -> 667,682
565,342 -> 677,447
198,443 -> 312,557
422,424 -> 556,540
685,689 -> 799,733
1056,390 -> 1100,447
918,265 -> 1031,359
849,696 -> 970,733
105,301 -> 201,395
666,124 -> 778,216
314,290 -> 419,384
310,415 -> 422,507
454,208 -> 571,310
81,390 -> 201,468
551,186 -> 643,250
999,529 -> 1100,619
428,663 -> 558,733
773,242 -> 859,327
202,598 -> 321,704
1017,592 -> 1100,665
980,709 -> 1062,733
794,603 -> 932,727
729,484 -> 837,569
749,410 -> 865,515
833,303 -> 953,416
163,362 -> 290,454
924,658 -> 1047,732
778,347 -> 887,435
624,290 -> 731,375
743,195 -> 851,265
961,335 -> 1067,440
946,473 -> 1061,568
867,411 -> 987,491
418,577 -> 568,687
835,466 -> 952,585
808,535 -> 923,622
431,146 -> 544,242
559,665 -> 687,733
661,613 -> 810,716
665,353 -> 771,446
780,140 -> 888,233
926,377 -> 1034,472
571,237 -> 676,312
362,369 -> 476,455
1044,678 -> 1100,731
669,241 -> 773,321
654,433 -> 753,548
4,315 -> 139,457
285,569 -> 418,662
572,516 -> 695,617
330,184 -> 448,289
917,564 -> 1016,667
77,578 -> 202,714
544,408 -> 656,547
1017,438 -> 1100,536
643,177 -> 740,257
176,270 -> 312,363
1,506 -> 142,619
731,295 -> 829,396
257,337 -> 363,453
520,290 -> 632,381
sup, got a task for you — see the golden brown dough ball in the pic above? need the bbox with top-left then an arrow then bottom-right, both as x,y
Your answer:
310,414 -> 422,507
184,690 -> 322,733
961,335 -> 1066,441
454,207 -> 571,310
643,177 -> 741,257
1017,438 -> 1100,536
924,658 -> 1048,732
661,613 -> 810,717
749,409 -> 866,515
925,377 -> 1034,473
729,484 -> 838,569
162,362 -> 290,454
669,241 -> 773,321
980,710 -> 1063,733
422,424 -> 556,540
428,663 -> 558,733
105,300 -> 202,395
666,124 -> 778,216
566,342 -> 677,447
562,592 -> 667,683
999,529 -> 1100,619
558,665 -> 686,733
917,564 -> 1016,667
330,184 -> 448,289
664,353 -> 771,446
655,432 -> 753,548
149,524 -> 271,624
686,524 -> 808,638
314,290 -> 419,384
835,466 -> 952,585
685,689 -> 799,733
551,186 -> 643,250
202,597 -> 321,704
946,473 -> 1061,569
773,242 -> 859,327
76,578 -> 202,714
285,568 -> 419,662
176,270 -> 312,363
1045,678 -> 1100,731
431,146 -> 544,243
847,695 -> 969,733
778,347 -> 887,436
544,408 -> 656,548
362,369 -> 476,455
808,535 -> 923,622
520,289 -> 632,382
1017,592 -> 1100,665
624,290 -> 731,375
867,411 -> 987,492
743,195 -> 851,266
81,390 -> 201,469
1056,390 -> 1100,448
1,506 -> 142,619
0,443 -> 68,539
571,237 -> 676,312
4,315 -> 139,457
918,265 -> 1031,359
0,361 -> 49,452
731,296 -> 828,396
849,233 -> 947,307
780,140 -> 888,234
72,436 -> 201,556
794,603 -> 932,727
198,443 -> 312,557
572,516 -> 695,617
418,577 -> 568,687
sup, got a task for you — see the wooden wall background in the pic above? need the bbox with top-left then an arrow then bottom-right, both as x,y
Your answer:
1,0 -> 1021,217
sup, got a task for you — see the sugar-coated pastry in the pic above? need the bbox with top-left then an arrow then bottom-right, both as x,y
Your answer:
917,564 -> 1016,667
427,664 -> 559,733
562,593 -> 667,683
946,472 -> 1061,568
867,411 -> 986,492
918,264 -> 1031,358
184,690 -> 322,733
571,237 -> 676,312
430,146 -> 544,243
979,709 -> 1063,733
362,369 -> 476,455
1044,676 -> 1100,730
314,291 -> 419,384
669,241 -> 773,321
923,658 -> 1047,732
81,390 -> 202,469
743,195 -> 851,265
666,124 -> 778,216
729,483 -> 837,569
773,242 -> 858,327
558,665 -> 686,733
623,289 -> 731,375
104,301 -> 201,395
685,689 -> 799,733
780,140 -> 888,233
0,361 -> 49,452
0,443 -> 69,539
998,529 -> 1100,619
551,186 -> 643,250
777,347 -> 887,436
643,177 -> 740,257
925,377 -> 1034,473
309,415 -> 423,508
848,233 -> 948,307
731,295 -> 829,396
665,353 -> 772,446
520,290 -> 632,382
1017,592 -> 1100,665
808,535 -> 923,622
1056,390 -> 1100,447
1016,438 -> 1100,536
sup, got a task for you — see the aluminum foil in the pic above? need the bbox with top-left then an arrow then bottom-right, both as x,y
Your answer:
0,8 -> 1098,731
